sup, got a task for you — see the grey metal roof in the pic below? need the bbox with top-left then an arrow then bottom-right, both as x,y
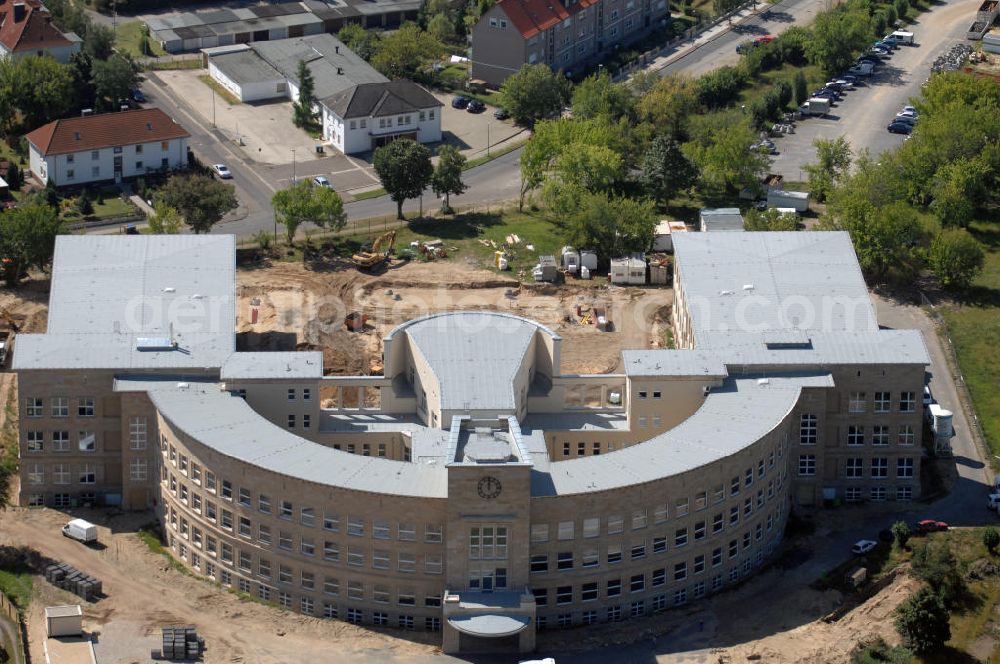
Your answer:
528,373 -> 833,496
699,207 -> 744,232
321,80 -> 443,119
210,50 -> 283,85
673,231 -> 877,340
250,34 -> 387,100
13,236 -> 235,371
146,382 -> 448,498
697,329 -> 930,366
448,614 -> 531,637
396,312 -> 558,412
221,352 -> 323,380
622,349 -> 728,376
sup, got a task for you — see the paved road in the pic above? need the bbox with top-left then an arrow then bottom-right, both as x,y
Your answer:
771,0 -> 980,179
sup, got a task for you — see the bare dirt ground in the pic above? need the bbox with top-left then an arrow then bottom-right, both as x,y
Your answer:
236,259 -> 673,377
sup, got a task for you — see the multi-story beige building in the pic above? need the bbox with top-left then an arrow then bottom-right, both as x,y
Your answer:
470,0 -> 671,87
15,232 -> 929,655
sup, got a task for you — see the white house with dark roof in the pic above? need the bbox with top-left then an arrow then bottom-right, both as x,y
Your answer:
319,80 -> 442,154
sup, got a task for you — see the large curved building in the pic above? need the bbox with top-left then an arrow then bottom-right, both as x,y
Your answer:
15,233 -> 929,654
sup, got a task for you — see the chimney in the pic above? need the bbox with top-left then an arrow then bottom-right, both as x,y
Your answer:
335,45 -> 340,54
13,2 -> 27,22
337,66 -> 343,75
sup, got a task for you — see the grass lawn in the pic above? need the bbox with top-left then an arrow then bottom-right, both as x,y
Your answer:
197,75 -> 240,105
940,220 -> 1000,461
144,59 -> 201,71
0,569 -> 33,612
115,20 -> 166,58
91,196 -> 133,219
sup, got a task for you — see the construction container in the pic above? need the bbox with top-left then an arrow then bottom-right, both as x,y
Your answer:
766,189 -> 810,212
45,605 -> 83,637
532,256 -> 558,282
651,220 -> 688,252
580,250 -> 598,271
648,254 -> 671,285
699,208 -> 745,232
610,253 -> 646,285
561,246 -> 580,274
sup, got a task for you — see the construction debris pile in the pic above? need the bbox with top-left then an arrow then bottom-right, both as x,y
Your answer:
153,625 -> 205,661
44,563 -> 102,601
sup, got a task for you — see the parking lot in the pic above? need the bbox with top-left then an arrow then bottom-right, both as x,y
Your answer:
768,0 -> 981,180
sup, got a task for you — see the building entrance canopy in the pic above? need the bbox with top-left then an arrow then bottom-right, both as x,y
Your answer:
447,614 -> 531,638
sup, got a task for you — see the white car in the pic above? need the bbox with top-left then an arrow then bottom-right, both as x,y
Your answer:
852,539 -> 878,555
212,164 -> 232,179
313,175 -> 331,188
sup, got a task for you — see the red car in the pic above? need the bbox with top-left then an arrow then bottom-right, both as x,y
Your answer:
916,519 -> 949,533
753,35 -> 776,46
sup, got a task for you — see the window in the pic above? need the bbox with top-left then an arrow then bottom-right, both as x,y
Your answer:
287,414 -> 295,428
278,531 -> 292,550
301,538 -> 315,557
654,504 -> 668,523
322,540 -> 339,562
712,513 -> 724,534
798,455 -> 816,476
674,562 -> 687,582
323,513 -> 339,532
557,521 -> 575,540
238,488 -> 251,507
898,425 -> 915,446
607,543 -> 622,564
607,515 -> 623,534
347,547 -> 364,567
582,549 -> 599,567
79,464 -> 96,484
530,554 -> 548,573
799,413 -> 818,444
607,578 -> 622,597
712,547 -> 723,567
277,500 -> 292,519
258,494 -> 271,514
729,506 -> 739,526
630,542 -> 646,559
374,520 -> 390,539
630,574 -> 645,593
632,509 -> 647,530
900,391 -> 916,412
848,425 -> 865,446
27,464 -> 44,485
129,417 -> 147,449
398,523 -> 416,541
556,586 -> 572,604
78,397 -> 94,417
745,468 -> 754,487
221,510 -> 233,530
469,526 -> 508,559
557,552 -> 573,570
846,458 -> 863,479
730,476 -> 740,496
258,524 -> 271,545
896,486 -> 913,501
425,554 -> 443,574
583,517 -> 600,538
373,550 -> 389,569
26,431 -> 43,452
897,457 -> 914,478
67,169 -> 75,179
870,486 -> 887,501
674,498 -> 689,517
872,425 -> 889,446
694,554 -> 705,574
849,392 -> 866,413
51,396 -> 68,417
221,480 -> 233,500
874,391 -> 891,412
425,524 -> 442,543
871,457 -> 888,478
675,527 -> 688,547
130,458 -> 147,481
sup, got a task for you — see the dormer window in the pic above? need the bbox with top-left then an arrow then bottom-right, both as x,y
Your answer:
73,132 -> 81,140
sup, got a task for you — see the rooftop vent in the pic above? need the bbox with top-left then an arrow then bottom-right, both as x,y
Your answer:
163,287 -> 175,293
81,109 -> 93,117
73,131 -> 81,140
337,66 -> 343,75
146,122 -> 153,130
719,289 -> 734,296
743,284 -> 754,291
136,337 -> 177,352
757,378 -> 770,386
176,382 -> 189,390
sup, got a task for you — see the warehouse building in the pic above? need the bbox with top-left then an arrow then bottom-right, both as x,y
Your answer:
15,232 -> 929,655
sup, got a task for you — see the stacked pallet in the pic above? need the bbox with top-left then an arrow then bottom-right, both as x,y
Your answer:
44,563 -> 102,601
152,626 -> 204,661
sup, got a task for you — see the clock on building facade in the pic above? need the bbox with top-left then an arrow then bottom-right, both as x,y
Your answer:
477,476 -> 502,499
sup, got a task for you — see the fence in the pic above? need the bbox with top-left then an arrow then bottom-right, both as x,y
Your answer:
918,290 -> 993,468
0,590 -> 27,664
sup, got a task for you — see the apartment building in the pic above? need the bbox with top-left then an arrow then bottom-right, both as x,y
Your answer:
25,108 -> 190,188
0,0 -> 81,63
470,0 -> 670,87
15,232 -> 928,655
320,80 -> 443,154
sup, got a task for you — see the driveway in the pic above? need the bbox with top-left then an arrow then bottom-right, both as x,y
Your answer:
433,92 -> 526,161
769,0 -> 981,179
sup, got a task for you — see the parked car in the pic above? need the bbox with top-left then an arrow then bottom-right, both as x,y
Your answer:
811,89 -> 839,101
494,107 -> 510,120
901,105 -> 917,114
881,35 -> 900,47
313,175 -> 331,188
131,88 -> 146,103
916,519 -> 949,533
212,163 -> 232,179
894,114 -> 917,126
829,78 -> 855,90
466,99 -> 486,114
887,121 -> 913,134
852,539 -> 878,555
451,95 -> 470,109
988,493 -> 1000,510
62,519 -> 98,544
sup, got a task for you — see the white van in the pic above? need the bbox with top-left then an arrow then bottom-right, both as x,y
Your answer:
891,30 -> 915,45
61,519 -> 97,544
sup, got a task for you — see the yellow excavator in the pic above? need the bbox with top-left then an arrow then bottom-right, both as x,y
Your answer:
352,230 -> 397,270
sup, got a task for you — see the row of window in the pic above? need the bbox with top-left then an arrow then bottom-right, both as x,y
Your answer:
797,455 -> 915,478
171,537 -> 443,631
799,415 -> 917,447
531,459 -> 786,543
530,510 -> 781,574
25,396 -> 95,418
847,391 -> 916,414
63,142 -> 174,164
341,109 -> 436,133
64,160 -> 171,180
26,416 -> 149,455
26,463 -> 98,485
846,486 -> 913,502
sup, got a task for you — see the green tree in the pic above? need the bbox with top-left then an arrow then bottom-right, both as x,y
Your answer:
929,229 -> 985,291
804,136 -> 853,202
851,636 -> 913,664
0,201 -> 64,286
571,71 -> 633,121
499,63 -> 571,127
641,135 -> 698,207
683,114 -> 771,194
744,208 -> 798,231
713,0 -> 741,16
696,66 -> 746,109
929,157 -> 990,227
7,55 -> 74,129
293,60 -> 318,128
553,144 -> 624,193
144,202 -> 183,234
427,12 -> 456,43
76,188 -> 94,216
84,23 -> 115,60
5,162 -> 22,190
807,8 -> 873,75
984,527 -> 1000,555
558,190 -> 657,259
894,0 -> 909,20
271,180 -> 346,245
156,173 -> 238,234
68,52 -> 96,112
891,521 -> 910,549
338,24 -> 380,61
371,23 -> 444,79
894,587 -> 950,655
431,144 -> 467,212
637,74 -> 699,139
793,70 -> 809,106
912,541 -> 966,607
93,53 -> 140,110
373,138 -> 433,220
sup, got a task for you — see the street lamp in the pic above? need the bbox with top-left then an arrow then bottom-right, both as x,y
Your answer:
291,148 -> 297,184
487,122 -> 491,157
212,89 -> 216,128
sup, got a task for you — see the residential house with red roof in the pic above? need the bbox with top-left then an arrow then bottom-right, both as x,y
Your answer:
25,108 -> 191,188
0,0 -> 81,63
471,0 -> 669,87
